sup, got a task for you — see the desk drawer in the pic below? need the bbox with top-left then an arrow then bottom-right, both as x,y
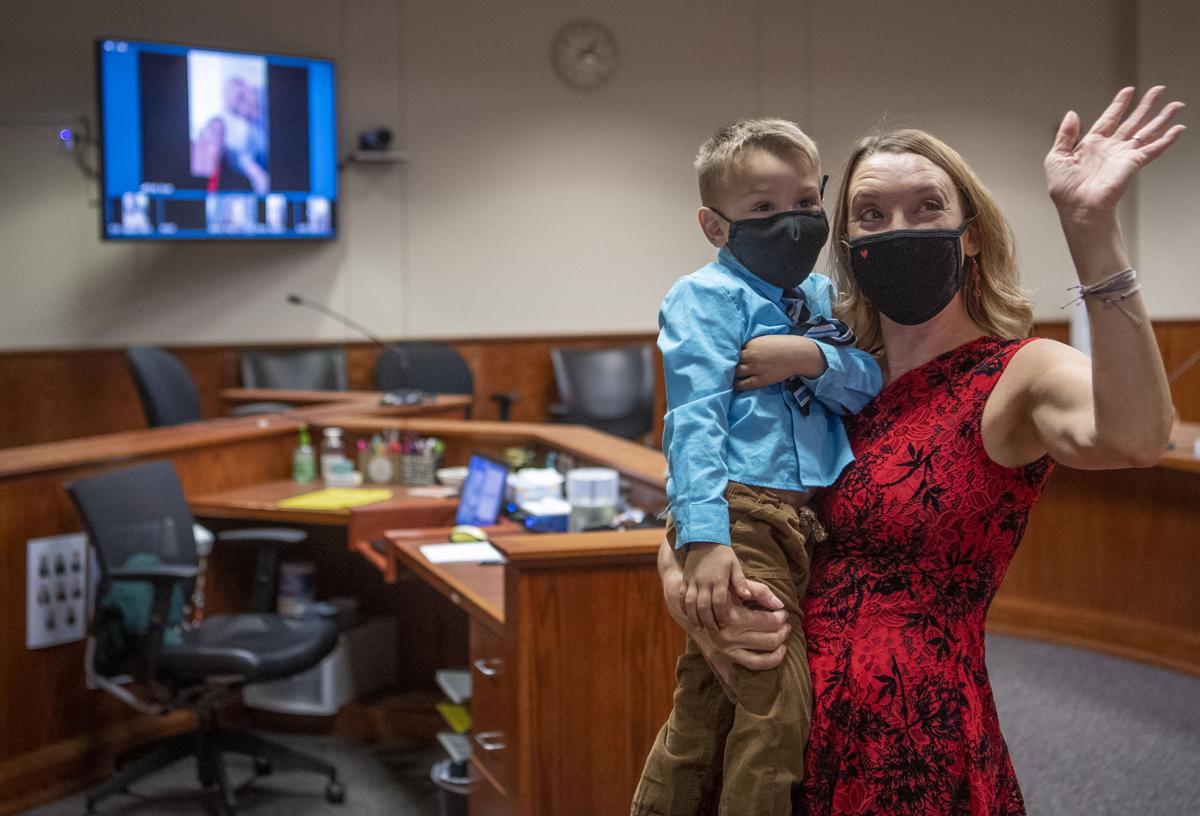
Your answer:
470,620 -> 510,793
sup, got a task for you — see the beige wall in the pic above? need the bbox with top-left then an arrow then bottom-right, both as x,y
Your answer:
1135,0 -> 1200,308
0,1 -> 1195,349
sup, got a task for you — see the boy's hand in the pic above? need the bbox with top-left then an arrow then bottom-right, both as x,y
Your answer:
735,335 -> 826,390
681,542 -> 752,632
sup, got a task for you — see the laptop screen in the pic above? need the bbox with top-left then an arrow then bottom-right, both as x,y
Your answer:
455,454 -> 509,527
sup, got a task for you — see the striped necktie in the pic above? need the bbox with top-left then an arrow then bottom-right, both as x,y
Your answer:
780,287 -> 857,414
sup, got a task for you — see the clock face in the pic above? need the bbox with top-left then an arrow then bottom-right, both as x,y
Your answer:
551,19 -> 619,90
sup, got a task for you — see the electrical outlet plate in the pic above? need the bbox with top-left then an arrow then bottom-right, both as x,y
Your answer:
27,533 -> 88,649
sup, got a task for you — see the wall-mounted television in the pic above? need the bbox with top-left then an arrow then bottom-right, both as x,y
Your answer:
96,38 -> 336,240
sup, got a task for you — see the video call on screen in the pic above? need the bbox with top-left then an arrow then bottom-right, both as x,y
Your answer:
99,40 -> 336,241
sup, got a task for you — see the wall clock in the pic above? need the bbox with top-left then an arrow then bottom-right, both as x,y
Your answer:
551,19 -> 619,90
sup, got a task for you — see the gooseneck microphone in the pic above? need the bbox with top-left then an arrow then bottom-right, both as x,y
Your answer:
286,293 -> 428,404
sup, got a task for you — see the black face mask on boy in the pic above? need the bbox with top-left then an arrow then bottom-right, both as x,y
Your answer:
846,223 -> 969,325
712,208 -> 830,290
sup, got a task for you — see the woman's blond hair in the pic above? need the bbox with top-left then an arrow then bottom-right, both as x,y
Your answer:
830,128 -> 1033,356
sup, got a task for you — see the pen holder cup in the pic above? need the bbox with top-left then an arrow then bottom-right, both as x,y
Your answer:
402,451 -> 440,486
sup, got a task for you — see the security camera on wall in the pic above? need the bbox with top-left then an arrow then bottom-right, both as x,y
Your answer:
357,127 -> 392,151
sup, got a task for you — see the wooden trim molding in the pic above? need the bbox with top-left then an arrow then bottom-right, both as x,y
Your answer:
0,711 -> 194,816
988,595 -> 1200,676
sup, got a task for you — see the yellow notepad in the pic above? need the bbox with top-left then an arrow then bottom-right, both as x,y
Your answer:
277,488 -> 393,511
436,702 -> 473,735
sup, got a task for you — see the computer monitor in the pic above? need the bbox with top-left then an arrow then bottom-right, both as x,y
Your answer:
96,37 -> 337,241
454,455 -> 509,527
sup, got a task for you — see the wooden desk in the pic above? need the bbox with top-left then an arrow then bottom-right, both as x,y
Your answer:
390,528 -> 679,816
189,479 -> 460,580
220,388 -> 473,419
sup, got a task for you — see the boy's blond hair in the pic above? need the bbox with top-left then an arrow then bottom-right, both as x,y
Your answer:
694,118 -> 820,208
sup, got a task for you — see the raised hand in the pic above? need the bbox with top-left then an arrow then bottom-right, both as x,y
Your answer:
1045,86 -> 1185,218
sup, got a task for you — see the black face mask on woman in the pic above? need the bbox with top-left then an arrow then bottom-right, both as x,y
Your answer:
712,208 -> 830,290
847,224 -> 969,325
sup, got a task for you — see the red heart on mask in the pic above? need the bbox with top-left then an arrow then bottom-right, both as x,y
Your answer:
859,249 -> 868,258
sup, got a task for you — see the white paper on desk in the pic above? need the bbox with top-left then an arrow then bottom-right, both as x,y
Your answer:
419,542 -> 506,564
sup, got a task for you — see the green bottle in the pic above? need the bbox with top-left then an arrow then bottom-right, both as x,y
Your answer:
292,424 -> 316,483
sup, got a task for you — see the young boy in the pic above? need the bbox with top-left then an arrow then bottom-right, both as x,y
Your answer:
632,120 -> 881,816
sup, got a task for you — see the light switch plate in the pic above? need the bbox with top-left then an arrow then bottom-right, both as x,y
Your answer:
27,533 -> 88,649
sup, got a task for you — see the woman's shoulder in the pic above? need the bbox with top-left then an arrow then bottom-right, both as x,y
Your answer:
999,336 -> 1090,385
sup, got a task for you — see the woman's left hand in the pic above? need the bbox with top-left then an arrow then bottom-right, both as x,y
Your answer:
1045,86 -> 1185,219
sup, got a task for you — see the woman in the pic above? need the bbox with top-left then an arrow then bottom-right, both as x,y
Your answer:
655,87 -> 1185,814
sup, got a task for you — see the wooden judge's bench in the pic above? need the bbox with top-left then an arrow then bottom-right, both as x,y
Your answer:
0,390 -> 1196,816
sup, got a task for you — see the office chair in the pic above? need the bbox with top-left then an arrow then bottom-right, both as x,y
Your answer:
549,344 -> 656,440
240,347 -> 348,391
126,346 -> 204,427
66,461 -> 344,815
373,342 -> 517,420
234,347 -> 350,416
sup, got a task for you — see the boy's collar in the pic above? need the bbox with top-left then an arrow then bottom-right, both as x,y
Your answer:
717,246 -> 785,300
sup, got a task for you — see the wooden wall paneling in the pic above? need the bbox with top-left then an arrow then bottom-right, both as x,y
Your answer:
3,322 -> 1200,449
171,347 -> 240,421
990,462 -> 1200,674
345,344 -> 378,392
1031,318 -> 1200,421
0,349 -> 146,444
1154,320 -> 1200,422
0,333 -> 667,449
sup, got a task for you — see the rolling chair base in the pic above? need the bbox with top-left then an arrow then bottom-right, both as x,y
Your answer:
84,723 -> 343,815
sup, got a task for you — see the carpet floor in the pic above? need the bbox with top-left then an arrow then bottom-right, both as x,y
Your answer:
19,634 -> 1200,815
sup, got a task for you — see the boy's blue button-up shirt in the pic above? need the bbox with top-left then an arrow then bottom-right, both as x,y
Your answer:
660,247 -> 882,548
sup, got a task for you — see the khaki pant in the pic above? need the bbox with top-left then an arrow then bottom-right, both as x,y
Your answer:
632,481 -> 824,816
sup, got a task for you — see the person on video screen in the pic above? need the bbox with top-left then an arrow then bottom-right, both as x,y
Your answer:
190,116 -> 253,193
222,77 -> 269,194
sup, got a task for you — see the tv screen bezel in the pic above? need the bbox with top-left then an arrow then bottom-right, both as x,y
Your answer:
94,36 -> 338,242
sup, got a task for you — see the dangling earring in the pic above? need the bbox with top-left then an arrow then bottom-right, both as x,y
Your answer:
969,256 -> 982,306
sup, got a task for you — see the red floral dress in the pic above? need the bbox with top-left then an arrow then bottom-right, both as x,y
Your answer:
800,336 -> 1053,815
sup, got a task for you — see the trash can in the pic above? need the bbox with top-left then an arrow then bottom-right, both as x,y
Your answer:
430,758 -> 470,816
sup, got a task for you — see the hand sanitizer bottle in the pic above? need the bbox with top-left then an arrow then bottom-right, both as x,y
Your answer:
292,424 -> 316,483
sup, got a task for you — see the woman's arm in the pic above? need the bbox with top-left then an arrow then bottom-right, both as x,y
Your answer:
657,538 -> 791,683
987,86 -> 1185,470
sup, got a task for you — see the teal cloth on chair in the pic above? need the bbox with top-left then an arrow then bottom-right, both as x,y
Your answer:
94,553 -> 185,677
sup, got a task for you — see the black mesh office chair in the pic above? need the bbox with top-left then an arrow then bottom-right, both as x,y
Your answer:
126,347 -> 204,427
373,342 -> 517,420
240,348 -> 348,391
66,461 -> 344,815
234,347 -> 350,416
549,344 -> 656,440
